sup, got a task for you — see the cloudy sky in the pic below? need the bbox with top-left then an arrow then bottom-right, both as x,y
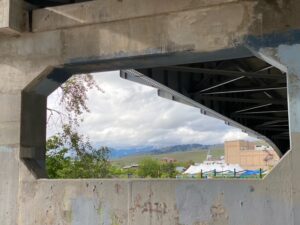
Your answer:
47,71 -> 254,149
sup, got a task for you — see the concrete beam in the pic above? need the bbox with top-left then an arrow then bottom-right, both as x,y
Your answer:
0,0 -> 26,35
57,2 -> 254,67
28,0 -> 300,72
0,0 -> 259,76
32,0 -> 242,32
31,0 -> 300,44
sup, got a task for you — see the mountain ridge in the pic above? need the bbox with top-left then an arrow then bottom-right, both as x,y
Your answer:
104,143 -> 223,159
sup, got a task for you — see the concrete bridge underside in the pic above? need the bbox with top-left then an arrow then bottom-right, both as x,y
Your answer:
1,0 -> 300,224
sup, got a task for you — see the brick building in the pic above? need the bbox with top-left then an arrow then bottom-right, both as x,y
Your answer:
225,140 -> 280,170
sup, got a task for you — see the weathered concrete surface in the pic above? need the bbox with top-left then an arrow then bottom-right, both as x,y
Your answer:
0,0 -> 300,224
18,151 -> 292,225
31,0 -> 300,37
0,0 -> 25,35
239,42 -> 300,224
32,0 -> 250,32
30,0 -> 299,66
271,44 -> 300,225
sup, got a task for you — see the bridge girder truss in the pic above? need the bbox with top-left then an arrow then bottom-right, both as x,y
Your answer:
121,57 -> 288,156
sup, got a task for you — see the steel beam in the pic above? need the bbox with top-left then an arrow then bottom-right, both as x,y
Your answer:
256,127 -> 288,132
194,95 -> 287,105
235,103 -> 273,113
257,120 -> 289,127
163,66 -> 284,79
241,110 -> 288,114
192,76 -> 245,94
202,86 -> 286,95
232,114 -> 287,120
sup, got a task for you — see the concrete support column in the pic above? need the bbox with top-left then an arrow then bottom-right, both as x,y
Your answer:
0,36 -> 56,223
21,90 -> 47,177
0,91 -> 21,225
254,44 -> 300,224
276,45 -> 300,224
246,43 -> 300,225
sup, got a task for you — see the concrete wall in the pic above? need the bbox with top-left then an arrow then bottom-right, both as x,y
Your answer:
18,152 -> 293,225
0,0 -> 300,224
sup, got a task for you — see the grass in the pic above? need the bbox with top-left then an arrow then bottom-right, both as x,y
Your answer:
111,148 -> 224,167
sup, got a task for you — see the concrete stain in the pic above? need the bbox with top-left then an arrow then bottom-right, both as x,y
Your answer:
192,197 -> 229,225
0,146 -> 14,152
63,210 -> 72,223
71,197 -> 111,225
111,213 -> 122,225
114,183 -> 122,194
264,0 -> 289,12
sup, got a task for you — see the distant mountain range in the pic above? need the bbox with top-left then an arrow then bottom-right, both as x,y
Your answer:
100,143 -> 224,160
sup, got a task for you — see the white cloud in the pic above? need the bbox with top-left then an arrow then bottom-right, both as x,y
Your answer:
47,71 -> 256,148
222,130 -> 252,142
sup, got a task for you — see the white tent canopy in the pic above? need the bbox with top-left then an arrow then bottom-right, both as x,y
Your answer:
183,163 -> 244,175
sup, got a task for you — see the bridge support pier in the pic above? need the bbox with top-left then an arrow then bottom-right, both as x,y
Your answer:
250,44 -> 300,225
0,44 -> 293,225
278,45 -> 300,224
1,0 -> 300,224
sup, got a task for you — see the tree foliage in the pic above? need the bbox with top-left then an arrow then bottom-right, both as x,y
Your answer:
46,74 -> 111,179
59,74 -> 101,126
137,158 -> 178,178
160,162 -> 177,178
138,158 -> 161,178
46,133 -> 111,179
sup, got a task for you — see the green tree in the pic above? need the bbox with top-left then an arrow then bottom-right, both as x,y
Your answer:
46,134 -> 111,178
65,148 -> 111,178
138,158 -> 161,178
46,135 -> 72,178
46,74 -> 112,179
161,162 -> 177,178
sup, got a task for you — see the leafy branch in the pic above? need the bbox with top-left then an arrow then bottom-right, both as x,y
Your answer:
46,74 -> 111,178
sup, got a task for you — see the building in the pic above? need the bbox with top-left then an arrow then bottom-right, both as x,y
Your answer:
225,140 -> 280,170
175,167 -> 186,173
161,157 -> 177,163
123,164 -> 139,170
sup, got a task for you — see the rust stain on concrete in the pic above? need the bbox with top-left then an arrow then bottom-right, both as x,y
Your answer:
115,183 -> 122,194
